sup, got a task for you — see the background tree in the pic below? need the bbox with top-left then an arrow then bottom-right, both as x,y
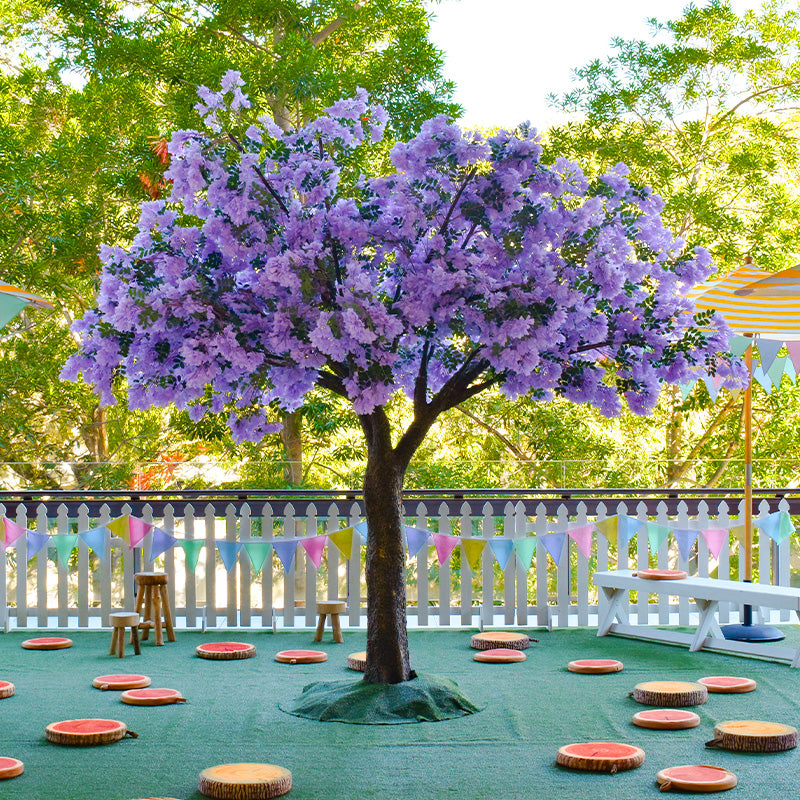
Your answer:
64,77 -> 738,684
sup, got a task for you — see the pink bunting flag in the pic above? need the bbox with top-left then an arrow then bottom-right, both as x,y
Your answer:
431,533 -> 459,565
128,516 -> 154,548
301,535 -> 327,569
567,524 -> 594,558
3,517 -> 26,547
700,528 -> 728,559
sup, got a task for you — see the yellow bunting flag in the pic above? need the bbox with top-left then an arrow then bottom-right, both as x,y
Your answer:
461,539 -> 486,574
594,517 -> 618,548
730,524 -> 747,549
328,527 -> 355,559
106,515 -> 131,546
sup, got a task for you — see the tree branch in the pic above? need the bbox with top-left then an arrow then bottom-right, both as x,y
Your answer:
310,1 -> 368,48
455,405 -> 531,461
709,80 -> 800,133
225,132 -> 289,215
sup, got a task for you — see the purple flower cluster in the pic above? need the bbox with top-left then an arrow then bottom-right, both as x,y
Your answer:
63,72 -> 743,441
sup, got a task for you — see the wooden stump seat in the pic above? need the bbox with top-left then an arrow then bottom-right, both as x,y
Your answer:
134,572 -> 175,646
314,600 -> 346,643
110,612 -> 140,658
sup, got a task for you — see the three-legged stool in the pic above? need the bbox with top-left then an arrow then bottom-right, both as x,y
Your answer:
109,611 -> 140,658
133,572 -> 176,646
314,600 -> 347,643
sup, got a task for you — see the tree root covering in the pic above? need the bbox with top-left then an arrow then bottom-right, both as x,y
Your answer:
279,674 -> 484,724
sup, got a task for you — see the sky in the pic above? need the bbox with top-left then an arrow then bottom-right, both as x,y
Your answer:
425,0 -> 762,129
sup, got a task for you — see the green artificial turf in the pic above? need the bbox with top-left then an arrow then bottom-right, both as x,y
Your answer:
1,626 -> 800,799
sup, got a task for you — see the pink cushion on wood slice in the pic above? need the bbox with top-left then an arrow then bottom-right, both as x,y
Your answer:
556,742 -> 645,773
121,688 -> 186,706
473,648 -> 527,663
632,709 -> 701,730
567,659 -> 623,674
698,676 -> 756,693
0,681 -> 14,699
21,637 -> 72,650
93,674 -> 151,690
275,650 -> 328,664
656,765 -> 737,792
0,757 -> 23,780
637,569 -> 688,580
196,642 -> 256,660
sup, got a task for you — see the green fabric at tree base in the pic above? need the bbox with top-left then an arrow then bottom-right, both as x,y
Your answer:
280,673 -> 484,723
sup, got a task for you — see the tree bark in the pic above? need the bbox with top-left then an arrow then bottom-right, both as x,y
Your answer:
280,410 -> 303,486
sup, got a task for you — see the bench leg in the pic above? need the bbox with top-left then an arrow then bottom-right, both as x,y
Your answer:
597,588 -> 626,636
690,599 -> 720,651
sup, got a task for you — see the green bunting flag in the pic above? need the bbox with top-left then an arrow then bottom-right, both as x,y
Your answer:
179,539 -> 205,572
513,538 -> 536,570
645,523 -> 671,555
243,541 -> 272,574
53,534 -> 79,567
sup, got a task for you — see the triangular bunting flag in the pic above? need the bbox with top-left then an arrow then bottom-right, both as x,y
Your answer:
53,534 -> 79,566
617,516 -> 643,549
730,524 -> 747,549
703,375 -> 720,402
786,341 -> 800,375
216,540 -> 241,572
272,539 -> 299,571
673,528 -> 697,561
752,364 -> 773,393
431,533 -> 459,565
128,516 -> 153,548
513,538 -> 536,570
106,515 -> 131,546
301,535 -> 327,569
645,522 -> 671,555
729,335 -> 752,357
783,356 -> 796,381
243,541 -> 271,574
541,532 -> 566,565
461,539 -> 485,573
567,524 -> 594,558
594,517 -> 618,547
489,539 -> 515,570
328,528 -> 354,560
757,338 -> 783,373
354,521 -> 368,541
179,539 -> 205,571
679,381 -> 695,400
756,511 -> 793,543
26,530 -> 51,561
701,528 -> 728,559
767,356 -> 787,389
80,527 -> 108,560
3,517 -> 27,547
148,528 -> 177,562
405,526 -> 430,558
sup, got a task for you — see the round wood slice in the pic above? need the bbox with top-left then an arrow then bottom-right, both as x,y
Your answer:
0,681 -> 15,699
568,659 -> 623,674
21,637 -> 72,650
45,718 -> 137,746
473,648 -> 527,663
637,569 -> 688,580
631,680 -> 708,707
93,674 -> 151,691
707,720 -> 799,752
121,688 -> 187,706
656,765 -> 737,793
470,631 -> 530,651
556,742 -> 645,773
198,763 -> 292,799
632,709 -> 701,730
0,758 -> 23,780
196,642 -> 256,661
275,649 -> 328,664
698,676 -> 756,694
347,651 -> 366,671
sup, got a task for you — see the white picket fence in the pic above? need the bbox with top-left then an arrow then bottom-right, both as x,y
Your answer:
0,493 -> 795,631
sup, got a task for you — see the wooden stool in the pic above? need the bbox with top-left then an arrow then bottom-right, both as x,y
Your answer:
109,612 -> 140,658
314,600 -> 346,643
133,572 -> 175,646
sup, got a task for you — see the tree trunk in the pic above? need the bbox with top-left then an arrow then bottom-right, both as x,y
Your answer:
280,410 -> 303,485
361,411 -> 415,684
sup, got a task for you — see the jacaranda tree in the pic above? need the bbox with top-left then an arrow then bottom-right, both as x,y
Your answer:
64,73 -> 738,684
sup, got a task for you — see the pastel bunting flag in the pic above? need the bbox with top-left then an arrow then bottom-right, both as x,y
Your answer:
701,528 -> 728,559
243,541 -> 271,574
679,381 -> 695,400
673,528 -> 697,561
567,524 -> 594,558
179,539 -> 205,571
272,539 -> 298,572
489,539 -> 515,571
3,517 -> 27,547
757,338 -> 783,373
768,356 -> 787,388
328,528 -> 354,560
756,511 -> 793,543
80,527 -> 108,560
729,335 -> 752,357
541,532 -> 566,565
513,537 -> 536,570
128,516 -> 153,548
783,356 -> 796,381
703,375 -> 720,402
301,535 -> 327,569
645,522 -> 671,555
432,532 -> 459,565
617,516 -> 643,549
354,521 -> 368,541
405,526 -> 430,558
53,534 -> 78,566
594,517 -> 617,547
26,530 -> 51,561
752,364 -> 773,393
786,341 -> 800,374
106,515 -> 131,546
461,539 -> 485,573
729,524 -> 747,548
148,527 -> 177,562
216,540 -> 241,572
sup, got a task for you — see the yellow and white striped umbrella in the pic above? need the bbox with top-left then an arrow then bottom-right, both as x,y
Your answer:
689,261 -> 800,340
0,281 -> 52,329
734,265 -> 800,298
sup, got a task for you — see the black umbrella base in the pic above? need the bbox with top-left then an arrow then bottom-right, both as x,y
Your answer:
720,622 -> 785,642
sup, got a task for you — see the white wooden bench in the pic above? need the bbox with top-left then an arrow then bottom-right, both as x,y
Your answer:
594,569 -> 800,668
